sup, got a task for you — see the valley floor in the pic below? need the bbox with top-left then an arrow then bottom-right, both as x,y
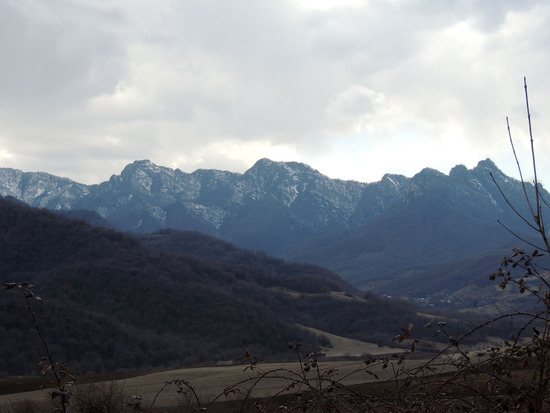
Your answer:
0,358 -> 428,410
0,331 -> 399,409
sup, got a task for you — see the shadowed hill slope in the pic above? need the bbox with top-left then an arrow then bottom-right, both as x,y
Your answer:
0,198 -> 430,376
136,228 -> 354,293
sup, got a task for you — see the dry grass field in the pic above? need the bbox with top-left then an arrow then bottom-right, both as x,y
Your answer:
0,325 -> 503,412
0,331 -> 401,410
0,344 -> 518,413
0,358 -> 431,410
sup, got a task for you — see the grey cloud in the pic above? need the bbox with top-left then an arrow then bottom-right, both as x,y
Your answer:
468,0 -> 538,31
1,0 -> 550,185
0,1 -> 127,111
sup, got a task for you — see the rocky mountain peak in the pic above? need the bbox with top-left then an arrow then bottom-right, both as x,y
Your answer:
121,159 -> 173,177
476,158 -> 499,171
116,160 -> 182,195
380,173 -> 409,190
473,158 -> 513,184
449,164 -> 468,177
132,159 -> 156,168
416,167 -> 447,179
246,158 -> 321,179
404,167 -> 448,196
0,167 -> 89,209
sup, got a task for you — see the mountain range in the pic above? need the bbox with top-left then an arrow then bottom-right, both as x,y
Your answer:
0,158 -> 543,307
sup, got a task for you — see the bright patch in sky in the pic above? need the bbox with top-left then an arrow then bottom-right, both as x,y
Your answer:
295,0 -> 363,11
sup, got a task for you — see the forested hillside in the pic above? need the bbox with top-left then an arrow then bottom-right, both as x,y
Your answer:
137,229 -> 352,293
0,198 -> 431,376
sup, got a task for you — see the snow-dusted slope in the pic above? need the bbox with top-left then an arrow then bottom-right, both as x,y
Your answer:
0,158 -> 528,257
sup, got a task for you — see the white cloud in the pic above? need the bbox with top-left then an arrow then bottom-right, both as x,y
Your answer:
0,0 -> 549,185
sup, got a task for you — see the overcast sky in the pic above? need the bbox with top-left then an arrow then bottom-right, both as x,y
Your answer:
1,0 -> 549,185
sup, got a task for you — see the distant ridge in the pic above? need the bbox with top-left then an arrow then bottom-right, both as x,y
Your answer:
0,158 -> 542,307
